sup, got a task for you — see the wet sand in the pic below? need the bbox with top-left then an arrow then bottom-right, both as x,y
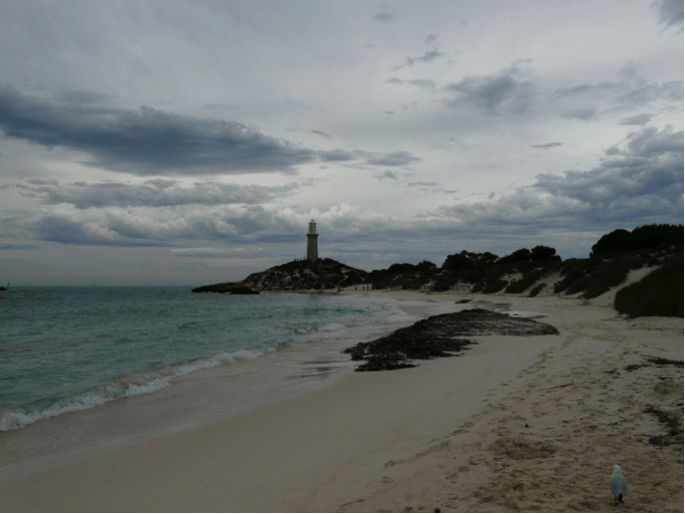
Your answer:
0,290 -> 682,512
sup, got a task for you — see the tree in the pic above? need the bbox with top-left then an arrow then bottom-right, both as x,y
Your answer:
530,246 -> 559,261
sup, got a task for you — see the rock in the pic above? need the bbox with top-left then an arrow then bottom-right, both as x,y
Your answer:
344,308 -> 558,371
191,284 -> 259,294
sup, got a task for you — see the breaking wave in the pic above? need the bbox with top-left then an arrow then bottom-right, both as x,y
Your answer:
0,349 -> 265,431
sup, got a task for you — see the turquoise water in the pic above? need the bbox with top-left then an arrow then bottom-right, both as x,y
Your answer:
0,287 -> 386,430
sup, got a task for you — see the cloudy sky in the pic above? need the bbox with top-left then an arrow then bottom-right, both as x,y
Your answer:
0,0 -> 682,286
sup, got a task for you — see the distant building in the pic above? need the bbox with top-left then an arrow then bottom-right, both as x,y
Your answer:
306,219 -> 318,262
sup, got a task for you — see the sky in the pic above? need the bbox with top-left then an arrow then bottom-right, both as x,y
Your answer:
0,0 -> 682,286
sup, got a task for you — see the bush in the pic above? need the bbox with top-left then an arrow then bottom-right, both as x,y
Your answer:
431,273 -> 460,292
592,224 -> 683,256
499,248 -> 531,263
583,265 -> 630,299
530,246 -> 559,262
505,273 -> 540,294
554,264 -> 586,293
615,257 -> 684,318
481,278 -> 508,294
529,283 -> 546,297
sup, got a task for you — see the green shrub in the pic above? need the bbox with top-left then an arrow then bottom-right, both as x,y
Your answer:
529,283 -> 546,297
530,246 -> 559,262
505,273 -> 540,294
566,276 -> 591,295
554,266 -> 586,293
431,273 -> 460,292
615,257 -> 684,318
499,248 -> 531,263
481,278 -> 508,294
583,265 -> 630,299
592,224 -> 683,256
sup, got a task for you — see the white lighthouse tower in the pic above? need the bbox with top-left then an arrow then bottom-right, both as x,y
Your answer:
306,219 -> 318,262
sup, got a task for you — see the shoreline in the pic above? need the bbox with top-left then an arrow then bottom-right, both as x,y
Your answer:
0,290 -> 682,511
0,291 -> 470,475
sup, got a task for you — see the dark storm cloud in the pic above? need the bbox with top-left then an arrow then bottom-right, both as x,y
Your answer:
554,66 -> 683,120
408,182 -> 456,195
365,151 -> 422,167
21,125 -> 683,253
373,12 -> 394,22
29,204 -> 307,247
393,49 -> 445,70
652,0 -> 684,30
412,49 -> 443,64
561,108 -> 597,121
555,82 -> 616,97
0,86 -> 319,175
319,149 -> 356,162
374,170 -> 400,181
534,127 -> 682,208
54,90 -> 113,106
443,64 -> 535,115
33,215 -> 125,246
616,80 -> 683,105
310,129 -> 332,139
436,127 -> 683,232
619,113 -> 653,126
14,179 -> 303,209
530,142 -> 562,150
386,77 -> 437,92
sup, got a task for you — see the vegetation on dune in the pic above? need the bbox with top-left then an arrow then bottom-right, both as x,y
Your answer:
614,256 -> 684,318
528,283 -> 546,297
364,261 -> 437,290
553,224 -> 683,305
193,223 -> 683,318
591,224 -> 683,257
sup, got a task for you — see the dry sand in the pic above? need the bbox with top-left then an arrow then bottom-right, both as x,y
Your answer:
0,291 -> 682,512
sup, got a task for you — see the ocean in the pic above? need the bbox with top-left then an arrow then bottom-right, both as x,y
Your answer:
0,287 -> 413,432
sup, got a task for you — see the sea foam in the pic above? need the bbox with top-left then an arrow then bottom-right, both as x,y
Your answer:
0,349 -> 266,431
1,288 -> 387,431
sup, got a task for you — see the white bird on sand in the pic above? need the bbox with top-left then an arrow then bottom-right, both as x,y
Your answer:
610,464 -> 627,505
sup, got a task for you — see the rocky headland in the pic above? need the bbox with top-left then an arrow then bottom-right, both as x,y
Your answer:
192,258 -> 367,294
193,224 -> 683,319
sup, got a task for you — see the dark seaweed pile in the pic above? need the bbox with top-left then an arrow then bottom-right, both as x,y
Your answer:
343,308 -> 559,371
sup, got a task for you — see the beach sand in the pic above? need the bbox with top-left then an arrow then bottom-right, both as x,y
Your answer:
0,290 -> 682,512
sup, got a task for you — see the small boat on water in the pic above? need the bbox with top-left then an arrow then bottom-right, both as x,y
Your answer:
0,283 -> 8,291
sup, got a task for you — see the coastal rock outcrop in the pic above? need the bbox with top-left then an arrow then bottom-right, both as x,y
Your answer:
191,284 -> 259,294
193,258 -> 369,293
344,308 -> 559,371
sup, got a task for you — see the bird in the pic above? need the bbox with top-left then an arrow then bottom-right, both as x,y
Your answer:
610,464 -> 627,505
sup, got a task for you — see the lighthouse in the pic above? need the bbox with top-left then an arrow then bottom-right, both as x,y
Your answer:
306,219 -> 318,262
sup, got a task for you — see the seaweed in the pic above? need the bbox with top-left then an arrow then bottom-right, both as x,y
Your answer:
643,405 -> 683,447
647,357 -> 684,367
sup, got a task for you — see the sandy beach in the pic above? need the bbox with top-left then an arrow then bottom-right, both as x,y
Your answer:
0,290 -> 682,512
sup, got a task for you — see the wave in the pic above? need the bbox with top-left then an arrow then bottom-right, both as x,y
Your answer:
0,348 -> 266,432
318,322 -> 347,332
